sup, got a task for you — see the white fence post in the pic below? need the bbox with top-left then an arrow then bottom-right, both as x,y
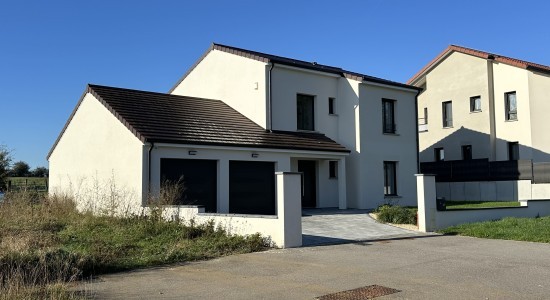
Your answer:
416,174 -> 437,232
276,172 -> 302,248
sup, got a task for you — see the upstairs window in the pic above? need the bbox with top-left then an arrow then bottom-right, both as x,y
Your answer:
470,96 -> 481,112
442,101 -> 453,127
382,99 -> 396,134
423,107 -> 428,124
508,142 -> 519,160
435,147 -> 445,162
297,94 -> 315,131
505,92 -> 517,121
462,145 -> 472,160
328,97 -> 336,115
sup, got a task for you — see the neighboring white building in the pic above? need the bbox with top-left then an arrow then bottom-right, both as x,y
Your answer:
48,43 -> 421,214
409,45 -> 550,163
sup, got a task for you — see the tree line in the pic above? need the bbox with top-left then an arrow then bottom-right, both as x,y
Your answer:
1,145 -> 48,191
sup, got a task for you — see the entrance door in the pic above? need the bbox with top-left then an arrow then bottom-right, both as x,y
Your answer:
298,160 -> 317,208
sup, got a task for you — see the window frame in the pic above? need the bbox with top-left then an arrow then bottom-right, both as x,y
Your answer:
508,142 -> 519,160
297,94 -> 315,131
329,161 -> 338,179
442,101 -> 453,127
328,97 -> 336,115
461,145 -> 472,160
383,161 -> 397,196
470,96 -> 481,112
434,147 -> 445,162
505,91 -> 517,121
382,98 -> 396,134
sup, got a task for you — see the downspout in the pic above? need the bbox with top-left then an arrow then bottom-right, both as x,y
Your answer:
148,142 -> 154,194
415,89 -> 421,173
267,62 -> 275,132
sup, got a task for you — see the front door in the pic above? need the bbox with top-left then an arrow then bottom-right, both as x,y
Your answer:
298,160 -> 317,208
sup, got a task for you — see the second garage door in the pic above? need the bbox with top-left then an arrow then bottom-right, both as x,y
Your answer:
229,161 -> 276,215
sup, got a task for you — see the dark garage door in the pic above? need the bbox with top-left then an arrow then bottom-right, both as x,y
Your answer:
229,161 -> 275,215
160,158 -> 217,212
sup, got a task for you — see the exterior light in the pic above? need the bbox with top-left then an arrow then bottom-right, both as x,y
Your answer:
188,150 -> 197,155
251,153 -> 259,158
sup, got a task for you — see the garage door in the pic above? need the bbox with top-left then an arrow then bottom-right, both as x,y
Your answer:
160,158 -> 217,212
229,161 -> 275,215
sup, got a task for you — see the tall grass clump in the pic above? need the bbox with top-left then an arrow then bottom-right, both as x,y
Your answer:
0,186 -> 270,299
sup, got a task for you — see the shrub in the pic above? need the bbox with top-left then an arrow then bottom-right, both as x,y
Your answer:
376,205 -> 417,225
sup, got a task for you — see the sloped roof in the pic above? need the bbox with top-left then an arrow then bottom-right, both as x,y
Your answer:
47,84 -> 350,159
408,45 -> 550,85
169,43 -> 421,93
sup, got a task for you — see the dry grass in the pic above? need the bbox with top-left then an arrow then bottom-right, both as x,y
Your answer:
0,188 -> 269,299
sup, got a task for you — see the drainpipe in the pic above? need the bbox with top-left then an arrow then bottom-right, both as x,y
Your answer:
267,62 -> 275,132
415,89 -> 421,173
148,142 -> 154,194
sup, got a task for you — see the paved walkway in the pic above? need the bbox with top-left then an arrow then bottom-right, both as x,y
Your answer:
84,236 -> 550,299
302,208 -> 426,246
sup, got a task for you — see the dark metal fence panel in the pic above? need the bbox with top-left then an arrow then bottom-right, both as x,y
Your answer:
534,162 -> 550,184
421,159 -> 534,182
489,160 -> 532,181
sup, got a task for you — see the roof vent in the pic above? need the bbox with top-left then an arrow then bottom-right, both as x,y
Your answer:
312,61 -> 317,65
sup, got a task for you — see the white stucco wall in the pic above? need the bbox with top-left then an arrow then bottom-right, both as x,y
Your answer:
417,51 -> 491,162
171,49 -> 268,128
492,62 -> 532,161
358,83 -> 419,208
528,71 -> 550,162
48,93 -> 145,213
149,144 -> 347,210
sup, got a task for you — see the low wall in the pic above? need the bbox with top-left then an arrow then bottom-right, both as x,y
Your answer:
436,181 -> 550,201
417,174 -> 550,232
160,172 -> 302,248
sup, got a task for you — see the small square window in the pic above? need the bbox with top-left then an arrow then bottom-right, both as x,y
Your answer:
470,96 -> 481,112
329,161 -> 338,178
328,97 -> 336,115
435,147 -> 445,162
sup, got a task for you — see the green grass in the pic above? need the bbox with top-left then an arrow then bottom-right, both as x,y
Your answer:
0,190 -> 269,299
440,216 -> 550,243
446,201 -> 521,209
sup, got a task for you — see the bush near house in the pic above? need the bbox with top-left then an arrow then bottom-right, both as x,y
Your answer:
375,205 -> 417,225
0,190 -> 270,299
440,216 -> 550,243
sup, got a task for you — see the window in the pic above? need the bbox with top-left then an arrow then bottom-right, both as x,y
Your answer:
382,99 -> 396,133
470,96 -> 481,112
505,92 -> 517,121
384,161 -> 397,196
297,94 -> 314,130
462,145 -> 472,160
435,147 -> 445,161
329,161 -> 337,178
508,142 -> 519,160
328,97 -> 336,115
442,101 -> 453,127
424,107 -> 428,124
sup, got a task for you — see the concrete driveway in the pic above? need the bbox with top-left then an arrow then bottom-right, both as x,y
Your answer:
302,208 -> 426,246
83,235 -> 550,299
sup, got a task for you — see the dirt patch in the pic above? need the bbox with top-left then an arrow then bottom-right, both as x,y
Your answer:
316,285 -> 400,299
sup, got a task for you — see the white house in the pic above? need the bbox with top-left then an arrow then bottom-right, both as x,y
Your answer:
409,45 -> 550,163
48,43 -> 421,216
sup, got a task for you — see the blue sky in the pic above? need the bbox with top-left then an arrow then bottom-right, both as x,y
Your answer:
1,0 -> 549,168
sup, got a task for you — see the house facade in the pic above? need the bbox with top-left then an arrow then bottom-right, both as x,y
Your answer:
170,44 -> 421,209
48,43 -> 420,216
409,45 -> 550,163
